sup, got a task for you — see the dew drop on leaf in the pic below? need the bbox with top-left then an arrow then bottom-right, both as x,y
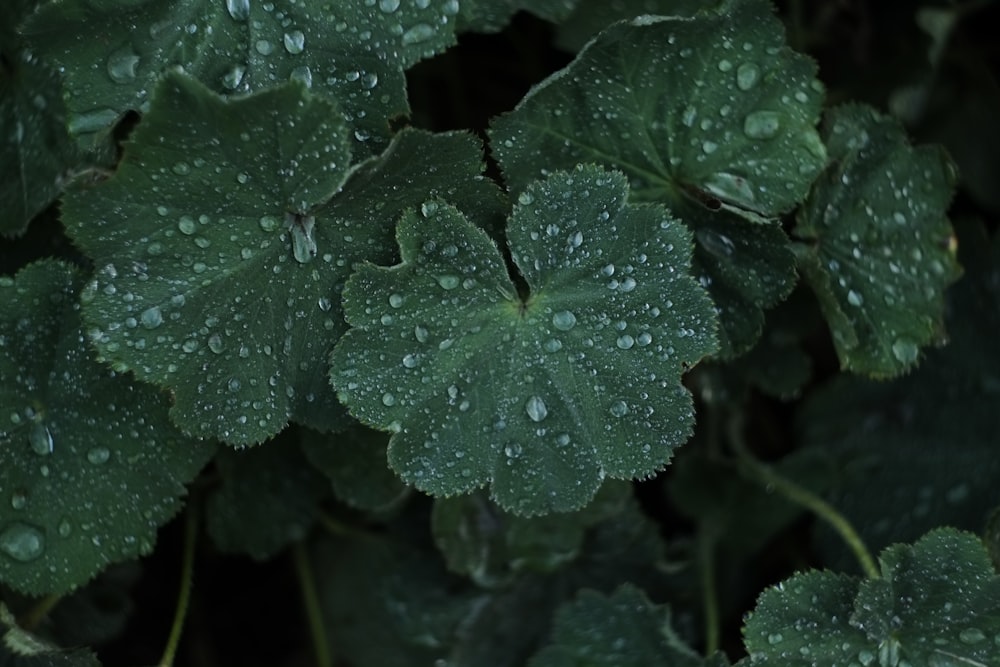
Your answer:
87,447 -> 111,465
551,310 -> 576,331
140,306 -> 163,329
525,395 -> 548,422
379,0 -> 400,12
609,400 -> 629,418
28,422 -> 53,456
401,23 -> 434,46
743,110 -> 782,139
0,521 -> 46,562
225,0 -> 250,21
106,45 -> 140,84
891,337 -> 918,364
736,62 -> 761,90
283,30 -> 305,55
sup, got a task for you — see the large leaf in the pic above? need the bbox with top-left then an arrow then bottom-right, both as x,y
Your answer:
0,1 -> 79,236
528,585 -> 728,667
742,529 -> 1000,667
793,104 -> 961,377
23,0 -> 458,151
0,260 -> 213,595
491,0 -> 824,356
332,165 -> 718,515
63,70 -> 500,445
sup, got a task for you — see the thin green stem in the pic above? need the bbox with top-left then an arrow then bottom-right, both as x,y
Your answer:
293,541 -> 332,667
698,529 -> 720,656
728,420 -> 880,579
159,506 -> 198,667
19,594 -> 60,631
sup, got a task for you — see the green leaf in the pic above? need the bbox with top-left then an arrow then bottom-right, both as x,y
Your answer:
431,482 -> 630,587
300,425 -> 408,513
0,260 -> 213,596
1,604 -> 101,667
63,70 -> 498,445
795,221 -> 1000,567
23,0 -> 459,151
0,4 -> 79,236
793,104 -> 962,377
528,584 -> 728,667
457,0 -> 580,33
332,164 -> 718,515
491,0 -> 823,356
205,433 -> 329,560
744,529 -> 1000,667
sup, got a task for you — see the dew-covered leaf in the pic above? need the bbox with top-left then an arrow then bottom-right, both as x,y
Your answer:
491,0 -> 821,356
23,0 -> 459,151
0,603 -> 102,667
0,3 -> 79,236
431,482 -> 630,587
332,165 -> 718,515
795,220 -> 1000,568
528,584 -> 728,667
0,260 -> 213,596
743,529 -> 1000,667
205,433 -> 329,560
300,425 -> 408,513
456,0 -> 580,34
793,104 -> 961,377
64,71 -> 499,445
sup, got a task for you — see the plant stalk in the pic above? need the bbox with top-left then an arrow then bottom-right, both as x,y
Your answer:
293,541 -> 332,667
158,506 -> 198,667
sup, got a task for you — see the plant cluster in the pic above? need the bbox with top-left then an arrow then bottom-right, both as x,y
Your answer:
1,0 -> 999,665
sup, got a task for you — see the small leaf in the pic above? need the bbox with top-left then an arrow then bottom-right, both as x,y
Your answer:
0,260 -> 213,596
491,0 -> 822,356
1,603 -> 102,667
555,0 -> 729,52
457,0 -> 580,33
300,425 -> 408,513
206,433 -> 329,560
332,165 -> 718,515
24,0 -> 459,151
63,71 -> 499,445
528,584 -> 728,667
743,529 -> 1000,667
794,103 -> 962,377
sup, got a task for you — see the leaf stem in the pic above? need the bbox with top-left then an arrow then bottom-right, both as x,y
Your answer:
727,418 -> 880,579
19,594 -> 60,631
159,505 -> 198,667
293,541 -> 333,667
697,528 -> 720,656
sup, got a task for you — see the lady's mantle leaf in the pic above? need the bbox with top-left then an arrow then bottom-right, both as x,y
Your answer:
64,71 -> 497,445
794,104 -> 962,377
528,584 -> 729,667
491,0 -> 822,357
332,165 -> 718,515
24,0 -> 458,151
743,529 -> 1000,667
1,603 -> 102,667
0,261 -> 213,596
456,0 -> 579,34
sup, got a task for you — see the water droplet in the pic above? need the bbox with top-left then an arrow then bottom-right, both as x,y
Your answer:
178,216 -> 196,235
382,393 -> 396,406
697,229 -> 736,258
29,422 -> 53,455
767,633 -> 784,645
379,0 -> 400,11
141,306 -> 163,329
208,333 -> 224,354
389,293 -> 404,308
290,65 -> 312,88
283,30 -> 305,54
57,519 -> 72,537
616,334 -> 635,350
289,214 -> 317,264
68,108 -> 119,135
172,161 -> 191,175
106,44 -> 140,84
402,354 -> 418,368
736,62 -> 760,90
702,140 -> 718,154
959,628 -> 986,644
182,338 -> 199,353
543,338 -> 562,353
436,275 -> 460,290
401,23 -> 434,45
552,310 -> 576,331
891,337 -> 918,364
702,172 -> 754,203
87,447 -> 111,465
10,490 -> 27,510
847,289 -> 864,307
517,191 -> 534,205
414,325 -> 429,343
255,39 -> 274,55
259,215 -> 279,232
744,110 -> 781,139
0,522 -> 45,562
609,401 -> 629,418
226,0 -> 250,21
525,395 -> 548,422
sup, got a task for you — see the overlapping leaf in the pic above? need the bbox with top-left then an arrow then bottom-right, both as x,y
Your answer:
491,0 -> 825,356
0,1 -> 79,236
1,603 -> 101,667
64,70 -> 501,445
457,0 -> 580,33
528,585 -> 729,667
0,261 -> 213,595
742,529 -> 1000,667
555,0 -> 729,52
332,165 -> 718,515
794,104 -> 961,377
24,0 -> 458,151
